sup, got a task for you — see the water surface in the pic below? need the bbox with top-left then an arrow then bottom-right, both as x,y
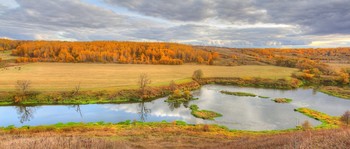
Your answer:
1,85 -> 349,131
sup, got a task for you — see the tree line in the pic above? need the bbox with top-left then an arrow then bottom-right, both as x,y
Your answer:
5,40 -> 219,65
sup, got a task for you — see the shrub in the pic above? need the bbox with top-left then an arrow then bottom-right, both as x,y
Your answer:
302,120 -> 312,130
192,69 -> 204,80
340,110 -> 350,125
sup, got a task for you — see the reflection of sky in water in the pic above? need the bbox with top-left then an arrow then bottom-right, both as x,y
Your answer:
1,85 -> 350,131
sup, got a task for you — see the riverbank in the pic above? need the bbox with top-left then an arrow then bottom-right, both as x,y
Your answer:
0,77 -> 303,106
2,76 -> 350,106
1,121 -> 349,148
318,86 -> 350,99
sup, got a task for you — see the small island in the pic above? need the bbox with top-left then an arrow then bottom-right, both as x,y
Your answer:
165,89 -> 198,103
258,96 -> 270,99
273,98 -> 293,103
189,104 -> 222,120
220,90 -> 257,97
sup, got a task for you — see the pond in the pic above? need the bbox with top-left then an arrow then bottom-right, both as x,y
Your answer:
1,85 -> 350,131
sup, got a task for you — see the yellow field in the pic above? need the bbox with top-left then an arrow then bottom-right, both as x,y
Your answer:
0,63 -> 297,91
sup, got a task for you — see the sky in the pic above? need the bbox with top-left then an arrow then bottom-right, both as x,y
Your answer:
0,0 -> 350,48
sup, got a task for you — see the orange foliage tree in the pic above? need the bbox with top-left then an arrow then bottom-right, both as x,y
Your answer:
11,41 -> 217,65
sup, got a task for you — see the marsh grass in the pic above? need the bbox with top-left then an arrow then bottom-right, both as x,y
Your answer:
220,90 -> 257,97
190,104 -> 223,120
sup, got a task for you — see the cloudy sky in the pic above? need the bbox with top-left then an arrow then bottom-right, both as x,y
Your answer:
0,0 -> 350,47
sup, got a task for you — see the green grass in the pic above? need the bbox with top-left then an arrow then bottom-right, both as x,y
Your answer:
272,98 -> 292,103
258,96 -> 270,98
0,63 -> 297,91
294,108 -> 341,128
220,90 -> 257,97
189,104 -> 223,120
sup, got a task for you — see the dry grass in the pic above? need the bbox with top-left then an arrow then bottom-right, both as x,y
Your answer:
1,124 -> 350,149
327,63 -> 350,72
219,128 -> 350,149
0,51 -> 17,60
0,63 -> 297,91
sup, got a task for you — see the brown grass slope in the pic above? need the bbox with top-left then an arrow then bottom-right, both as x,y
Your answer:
1,125 -> 350,149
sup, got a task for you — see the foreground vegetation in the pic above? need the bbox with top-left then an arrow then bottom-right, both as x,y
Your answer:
1,121 -> 350,148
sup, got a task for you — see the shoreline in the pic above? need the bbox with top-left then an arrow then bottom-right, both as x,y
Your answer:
0,77 -> 349,106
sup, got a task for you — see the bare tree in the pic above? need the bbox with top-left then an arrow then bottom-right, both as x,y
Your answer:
138,101 -> 151,122
138,73 -> 151,94
14,80 -> 31,103
15,106 -> 37,123
16,80 -> 31,94
72,82 -> 81,96
69,105 -> 83,118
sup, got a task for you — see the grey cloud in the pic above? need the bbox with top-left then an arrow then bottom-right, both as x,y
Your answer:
104,0 -> 214,21
105,0 -> 350,35
0,0 -> 163,40
0,4 -> 10,14
104,0 -> 267,23
0,0 -> 347,47
126,24 -> 310,47
258,0 -> 350,34
1,0 -> 125,29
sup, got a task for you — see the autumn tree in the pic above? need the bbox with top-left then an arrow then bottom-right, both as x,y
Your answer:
339,69 -> 350,85
10,41 -> 212,65
169,80 -> 177,92
192,69 -> 204,80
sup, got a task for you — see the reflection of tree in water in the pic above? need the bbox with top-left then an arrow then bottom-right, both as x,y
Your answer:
167,102 -> 181,111
15,106 -> 38,123
183,101 -> 190,108
138,102 -> 151,122
167,101 -> 190,111
68,105 -> 83,118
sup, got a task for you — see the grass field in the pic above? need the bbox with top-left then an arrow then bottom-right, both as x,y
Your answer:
0,63 -> 297,91
0,51 -> 16,60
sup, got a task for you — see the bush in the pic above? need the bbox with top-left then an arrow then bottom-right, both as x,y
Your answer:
340,110 -> 350,125
192,69 -> 204,80
302,120 -> 312,130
